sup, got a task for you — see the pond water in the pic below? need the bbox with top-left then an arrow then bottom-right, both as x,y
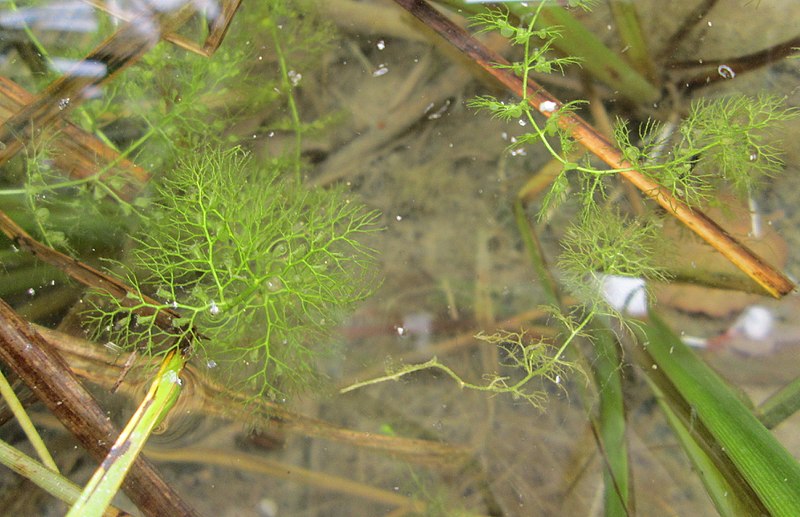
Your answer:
0,1 -> 799,516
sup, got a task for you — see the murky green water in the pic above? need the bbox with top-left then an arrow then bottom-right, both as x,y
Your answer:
0,1 -> 798,515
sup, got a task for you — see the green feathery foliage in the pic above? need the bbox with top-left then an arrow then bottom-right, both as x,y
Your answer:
468,7 -> 796,296
615,94 -> 797,205
343,312 -> 585,410
87,147 -> 380,398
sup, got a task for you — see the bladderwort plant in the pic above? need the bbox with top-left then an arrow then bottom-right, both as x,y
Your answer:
87,146 -> 380,399
467,4 -> 795,301
344,1 -> 796,409
0,2 -> 379,400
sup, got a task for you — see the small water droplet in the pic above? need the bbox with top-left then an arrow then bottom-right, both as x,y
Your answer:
209,300 -> 220,315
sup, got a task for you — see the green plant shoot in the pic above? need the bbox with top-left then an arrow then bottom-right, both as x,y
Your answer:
87,147 -> 380,399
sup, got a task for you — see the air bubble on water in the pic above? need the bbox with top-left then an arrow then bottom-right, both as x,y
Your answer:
555,375 -> 561,384
207,359 -> 217,369
27,288 -> 35,296
288,70 -> 302,86
749,152 -> 758,161
396,326 -> 405,337
539,100 -> 557,113
376,40 -> 385,50
266,277 -> 283,292
395,215 -> 402,221
518,119 -> 527,126
209,300 -> 220,315
717,64 -> 735,79
58,97 -> 70,110
372,65 -> 389,77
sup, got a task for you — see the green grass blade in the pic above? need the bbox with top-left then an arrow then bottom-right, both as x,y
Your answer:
0,368 -> 59,472
757,376 -> 800,429
0,439 -> 126,516
592,326 -> 630,517
641,312 -> 800,516
67,350 -> 184,517
642,374 -> 760,516
607,0 -> 657,82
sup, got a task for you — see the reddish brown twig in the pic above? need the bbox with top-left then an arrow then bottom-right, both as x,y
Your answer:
393,0 -> 794,298
0,210 -> 180,331
0,76 -> 148,200
83,0 -> 243,57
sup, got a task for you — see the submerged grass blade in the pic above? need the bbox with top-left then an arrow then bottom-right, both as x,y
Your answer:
756,376 -> 800,430
641,312 -> 800,516
67,350 -> 184,517
591,326 -> 630,517
0,368 -> 58,472
0,439 -> 126,516
642,375 -> 761,516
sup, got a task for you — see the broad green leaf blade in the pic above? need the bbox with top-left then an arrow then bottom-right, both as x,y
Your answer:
642,374 -> 760,516
641,312 -> 800,516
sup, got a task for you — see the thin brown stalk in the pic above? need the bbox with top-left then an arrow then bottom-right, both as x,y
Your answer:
672,35 -> 800,91
0,210 -> 179,332
37,325 -> 474,471
0,299 -> 196,516
656,0 -> 719,61
147,446 -> 429,513
393,0 -> 794,298
83,0 -> 242,57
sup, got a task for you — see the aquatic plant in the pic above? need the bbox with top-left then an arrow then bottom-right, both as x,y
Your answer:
87,146 -> 380,398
